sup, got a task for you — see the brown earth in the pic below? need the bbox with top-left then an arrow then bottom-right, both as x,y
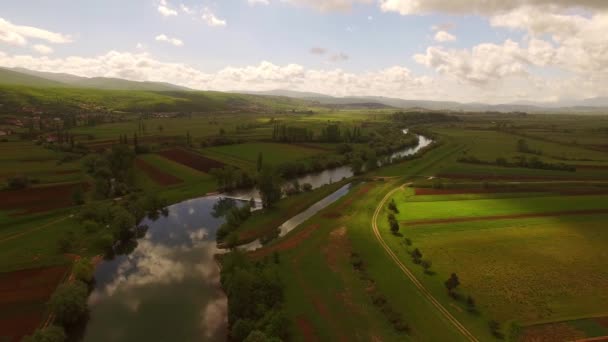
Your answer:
158,148 -> 225,173
249,224 -> 320,259
597,317 -> 608,328
0,266 -> 68,342
291,242 -> 348,342
296,316 -> 318,342
403,209 -> 608,226
0,182 -> 88,216
520,323 -> 585,342
135,158 -> 182,186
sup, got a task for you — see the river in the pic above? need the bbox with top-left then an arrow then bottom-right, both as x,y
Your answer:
82,131 -> 432,342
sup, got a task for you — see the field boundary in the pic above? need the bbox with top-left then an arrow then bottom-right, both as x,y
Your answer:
402,208 -> 608,226
372,185 -> 479,342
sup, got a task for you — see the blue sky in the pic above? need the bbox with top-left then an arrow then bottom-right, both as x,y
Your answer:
0,1 -> 606,103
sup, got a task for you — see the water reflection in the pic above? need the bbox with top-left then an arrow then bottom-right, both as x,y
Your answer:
83,131 -> 433,342
83,196 -> 233,342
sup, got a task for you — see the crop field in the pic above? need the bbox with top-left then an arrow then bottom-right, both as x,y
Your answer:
0,265 -> 69,342
380,188 -> 608,340
0,182 -> 87,217
157,148 -> 225,173
0,141 -> 84,185
202,142 -> 326,169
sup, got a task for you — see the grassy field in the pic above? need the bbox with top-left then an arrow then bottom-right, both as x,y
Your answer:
202,142 -> 326,169
258,180 -> 470,341
380,188 -> 608,339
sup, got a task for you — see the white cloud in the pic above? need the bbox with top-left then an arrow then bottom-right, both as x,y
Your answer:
1,48 -> 606,103
32,44 -> 53,54
434,30 -> 456,42
202,8 -> 227,27
155,34 -> 183,46
379,0 -> 608,16
253,0 -> 373,12
0,18 -> 72,47
157,0 -> 178,16
180,4 -> 195,14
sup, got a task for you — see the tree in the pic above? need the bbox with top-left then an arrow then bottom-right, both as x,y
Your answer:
350,158 -> 363,175
73,257 -> 94,283
421,259 -> 432,273
48,281 -> 88,326
389,219 -> 400,234
257,152 -> 263,173
488,320 -> 503,338
388,199 -> 399,213
23,325 -> 66,342
257,167 -> 282,208
466,295 -> 476,312
517,139 -> 530,153
444,273 -> 460,294
411,248 -> 422,264
71,185 -> 85,205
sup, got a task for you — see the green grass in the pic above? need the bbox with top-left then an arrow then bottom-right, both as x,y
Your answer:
235,179 -> 350,242
202,142 -> 325,169
0,209 -> 105,272
391,192 -> 608,222
382,189 -> 608,331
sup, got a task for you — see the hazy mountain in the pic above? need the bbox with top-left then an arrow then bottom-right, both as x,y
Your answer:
0,68 -> 67,88
233,89 -> 333,99
8,67 -> 191,92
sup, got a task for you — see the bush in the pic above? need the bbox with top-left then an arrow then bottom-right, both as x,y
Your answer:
72,257 -> 94,283
488,320 -> 503,339
6,175 -> 30,190
302,183 -> 313,192
48,281 -> 88,327
23,325 -> 66,342
388,199 -> 399,213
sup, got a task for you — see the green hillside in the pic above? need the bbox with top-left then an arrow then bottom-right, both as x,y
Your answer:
0,85 -> 315,113
11,68 -> 191,91
0,68 -> 67,88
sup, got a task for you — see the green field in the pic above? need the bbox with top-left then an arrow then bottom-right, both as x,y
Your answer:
378,188 -> 608,339
202,142 -> 326,169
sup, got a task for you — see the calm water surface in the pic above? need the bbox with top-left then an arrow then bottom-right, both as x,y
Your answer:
83,131 -> 432,341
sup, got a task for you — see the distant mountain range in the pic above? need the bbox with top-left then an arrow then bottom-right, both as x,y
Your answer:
238,89 -> 608,114
0,67 -> 191,92
1,67 -> 607,113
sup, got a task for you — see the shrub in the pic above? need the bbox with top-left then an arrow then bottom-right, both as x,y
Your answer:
22,325 -> 66,342
6,175 -> 30,190
48,281 -> 88,327
72,257 -> 94,283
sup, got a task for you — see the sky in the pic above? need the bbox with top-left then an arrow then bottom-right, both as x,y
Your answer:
1,0 -> 607,103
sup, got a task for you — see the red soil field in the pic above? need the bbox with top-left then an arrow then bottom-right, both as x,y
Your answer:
414,188 -> 545,196
135,158 -> 182,186
157,148 -> 225,173
0,266 -> 68,342
250,224 -> 320,258
0,182 -> 88,216
296,316 -> 318,342
403,209 -> 608,226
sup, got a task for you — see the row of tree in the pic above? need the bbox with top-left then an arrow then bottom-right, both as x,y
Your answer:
220,251 -> 288,341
